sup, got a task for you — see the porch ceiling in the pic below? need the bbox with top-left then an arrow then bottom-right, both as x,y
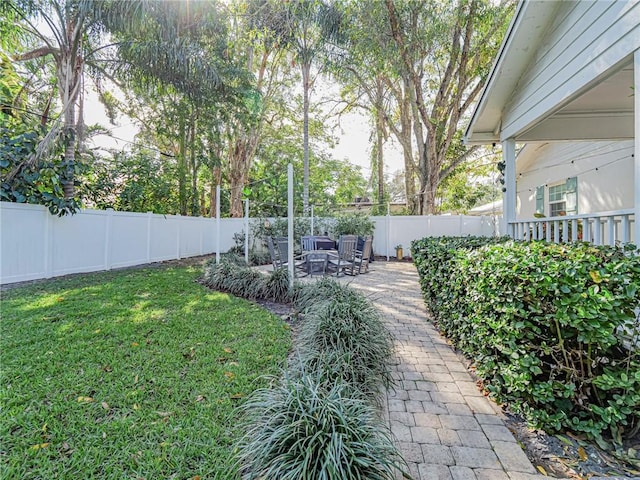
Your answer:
516,60 -> 634,142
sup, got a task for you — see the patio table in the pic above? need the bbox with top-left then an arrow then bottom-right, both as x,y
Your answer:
302,249 -> 338,276
309,236 -> 336,250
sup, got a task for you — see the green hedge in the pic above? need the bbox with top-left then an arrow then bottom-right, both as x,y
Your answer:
411,237 -> 640,448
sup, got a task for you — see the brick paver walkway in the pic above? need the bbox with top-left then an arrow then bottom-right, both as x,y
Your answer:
343,261 -> 542,480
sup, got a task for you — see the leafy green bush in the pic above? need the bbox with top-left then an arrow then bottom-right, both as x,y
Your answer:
333,212 -> 374,237
236,372 -> 405,480
412,237 -> 640,448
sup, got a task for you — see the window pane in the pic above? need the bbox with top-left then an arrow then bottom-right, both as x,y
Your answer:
548,184 -> 566,202
550,201 -> 566,217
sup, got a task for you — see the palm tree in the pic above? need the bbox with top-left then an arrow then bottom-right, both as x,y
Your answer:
5,0 -> 225,207
280,0 -> 342,213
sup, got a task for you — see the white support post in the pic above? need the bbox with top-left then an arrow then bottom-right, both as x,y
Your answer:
244,198 -> 249,265
502,138 -> 517,238
386,202 -> 390,261
634,49 -> 640,244
176,218 -> 181,260
216,185 -> 221,265
310,205 -> 314,236
44,208 -> 52,278
146,211 -> 153,263
287,163 -> 294,287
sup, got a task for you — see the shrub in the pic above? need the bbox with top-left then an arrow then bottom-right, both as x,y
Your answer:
236,372 -> 405,480
263,267 -> 293,303
203,259 -> 292,303
295,279 -> 394,401
334,212 -> 375,237
412,237 -> 640,448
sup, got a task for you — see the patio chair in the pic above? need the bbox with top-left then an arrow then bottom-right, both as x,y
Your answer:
301,235 -> 318,252
327,235 -> 357,276
266,236 -> 282,269
276,237 -> 307,275
354,235 -> 373,274
305,251 -> 329,277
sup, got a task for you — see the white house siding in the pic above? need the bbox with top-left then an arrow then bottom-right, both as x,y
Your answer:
501,1 -> 640,140
516,141 -> 634,219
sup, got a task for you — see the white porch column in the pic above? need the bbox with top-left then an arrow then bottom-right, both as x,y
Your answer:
634,49 -> 640,244
502,137 -> 517,238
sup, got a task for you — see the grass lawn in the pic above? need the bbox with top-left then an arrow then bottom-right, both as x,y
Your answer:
0,263 -> 291,479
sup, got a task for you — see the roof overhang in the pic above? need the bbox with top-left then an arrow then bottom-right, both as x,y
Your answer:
464,0 -> 560,145
464,1 -> 635,145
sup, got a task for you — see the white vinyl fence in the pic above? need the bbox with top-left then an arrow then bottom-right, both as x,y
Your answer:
1,203 -> 243,284
371,214 -> 497,259
1,202 -> 498,284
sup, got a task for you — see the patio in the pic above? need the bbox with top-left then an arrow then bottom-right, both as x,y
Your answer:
259,260 -> 541,479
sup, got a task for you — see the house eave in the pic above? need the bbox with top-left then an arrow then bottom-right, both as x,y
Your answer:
464,0 -> 560,145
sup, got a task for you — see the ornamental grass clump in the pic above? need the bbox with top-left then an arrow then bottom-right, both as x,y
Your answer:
203,259 -> 294,303
412,237 -> 640,450
203,263 -> 402,476
296,284 -> 394,400
262,266 -> 293,303
236,372 -> 405,480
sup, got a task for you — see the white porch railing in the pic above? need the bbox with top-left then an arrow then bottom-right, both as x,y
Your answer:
510,209 -> 635,246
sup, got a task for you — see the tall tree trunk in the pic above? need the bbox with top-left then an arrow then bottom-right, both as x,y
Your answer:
189,111 -> 200,216
302,61 -> 311,214
178,115 -> 188,216
374,78 -> 386,208
58,35 -> 82,199
228,143 -> 247,218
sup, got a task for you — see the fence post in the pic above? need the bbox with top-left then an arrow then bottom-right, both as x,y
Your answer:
146,212 -> 153,263
288,163 -> 294,288
105,208 -> 114,270
199,217 -> 204,255
386,203 -> 390,261
45,207 -> 53,278
244,198 -> 249,264
216,185 -> 221,265
176,216 -> 181,260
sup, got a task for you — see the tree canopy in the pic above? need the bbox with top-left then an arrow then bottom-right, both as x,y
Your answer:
1,0 -> 513,218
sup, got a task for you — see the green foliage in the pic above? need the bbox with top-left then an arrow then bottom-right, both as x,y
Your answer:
295,279 -> 394,401
333,212 -> 374,237
202,258 -> 293,304
236,372 -> 403,480
0,127 -> 84,216
0,264 -> 291,478
83,149 -> 178,214
412,237 -> 640,448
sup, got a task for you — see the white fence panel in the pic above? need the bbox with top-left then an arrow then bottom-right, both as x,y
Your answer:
1,203 -> 48,282
110,211 -> 149,269
149,214 -> 180,263
1,203 -> 500,284
179,217 -> 204,258
371,215 -> 496,257
220,218 -> 247,252
51,209 -> 108,276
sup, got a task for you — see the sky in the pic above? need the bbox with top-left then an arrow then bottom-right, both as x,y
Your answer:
84,82 -> 406,177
